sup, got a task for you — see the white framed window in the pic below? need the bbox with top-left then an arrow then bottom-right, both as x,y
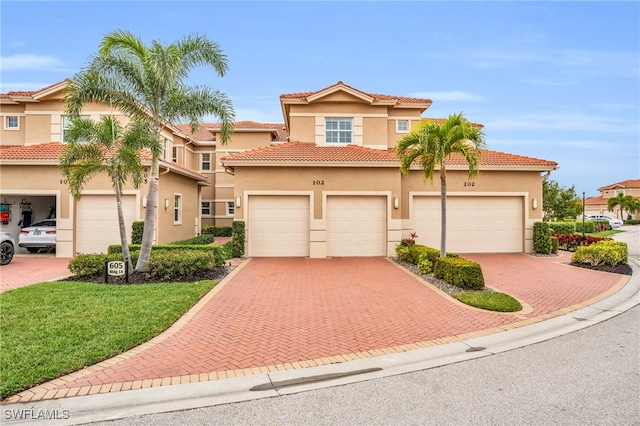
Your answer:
174,194 -> 182,224
201,153 -> 211,171
5,116 -> 19,130
172,146 -> 178,163
62,115 -> 89,142
226,201 -> 235,216
397,120 -> 409,133
201,201 -> 212,216
325,118 -> 352,144
162,138 -> 169,160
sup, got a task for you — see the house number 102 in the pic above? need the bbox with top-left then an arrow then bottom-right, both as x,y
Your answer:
312,180 -> 325,185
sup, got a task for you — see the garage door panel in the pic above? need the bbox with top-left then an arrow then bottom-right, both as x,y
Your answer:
249,195 -> 309,257
76,195 -> 137,254
413,196 -> 522,253
327,196 -> 386,257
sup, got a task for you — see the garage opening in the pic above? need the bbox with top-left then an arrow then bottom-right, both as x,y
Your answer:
0,195 -> 56,254
412,196 -> 523,253
248,195 -> 310,257
327,196 -> 387,257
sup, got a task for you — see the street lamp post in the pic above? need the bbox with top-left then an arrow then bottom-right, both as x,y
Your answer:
582,190 -> 586,239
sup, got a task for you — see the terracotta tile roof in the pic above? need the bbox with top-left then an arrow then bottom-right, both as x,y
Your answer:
1,80 -> 70,99
597,179 -> 640,191
585,196 -> 607,204
280,81 -> 432,105
221,141 -> 557,168
177,121 -> 289,142
0,142 -> 153,161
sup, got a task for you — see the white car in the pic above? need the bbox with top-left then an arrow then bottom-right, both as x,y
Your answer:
1,231 -> 15,265
587,215 -> 623,228
19,219 -> 57,253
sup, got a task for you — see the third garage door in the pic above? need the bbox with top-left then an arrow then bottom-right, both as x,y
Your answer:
412,196 -> 523,253
327,196 -> 387,257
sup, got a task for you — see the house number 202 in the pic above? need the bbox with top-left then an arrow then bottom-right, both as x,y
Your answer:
312,180 -> 325,185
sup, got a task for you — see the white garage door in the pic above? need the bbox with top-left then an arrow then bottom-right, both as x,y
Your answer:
248,195 -> 310,257
412,196 -> 522,253
76,195 -> 137,254
327,196 -> 387,257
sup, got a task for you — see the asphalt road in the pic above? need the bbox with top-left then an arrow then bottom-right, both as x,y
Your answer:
92,304 -> 640,426
613,224 -> 639,259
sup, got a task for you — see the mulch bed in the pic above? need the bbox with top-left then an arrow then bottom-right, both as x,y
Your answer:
568,262 -> 633,276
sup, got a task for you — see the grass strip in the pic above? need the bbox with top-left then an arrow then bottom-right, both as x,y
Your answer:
452,291 -> 522,312
0,280 -> 216,399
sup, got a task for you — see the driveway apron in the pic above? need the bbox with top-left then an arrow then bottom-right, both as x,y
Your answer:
8,253 -> 628,402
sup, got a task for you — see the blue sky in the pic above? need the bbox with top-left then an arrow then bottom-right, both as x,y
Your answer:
1,1 -> 638,196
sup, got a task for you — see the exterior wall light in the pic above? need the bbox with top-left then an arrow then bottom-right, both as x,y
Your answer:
164,198 -> 169,210
236,196 -> 241,208
394,197 -> 399,209
532,198 -> 538,210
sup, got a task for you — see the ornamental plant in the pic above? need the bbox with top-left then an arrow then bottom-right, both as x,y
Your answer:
571,240 -> 628,266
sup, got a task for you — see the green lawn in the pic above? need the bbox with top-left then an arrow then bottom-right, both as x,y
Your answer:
586,229 -> 624,237
452,291 -> 522,312
0,280 -> 216,399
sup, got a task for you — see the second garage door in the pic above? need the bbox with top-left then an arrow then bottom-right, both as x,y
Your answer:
76,195 -> 137,254
412,196 -> 523,253
327,196 -> 387,257
248,195 -> 310,257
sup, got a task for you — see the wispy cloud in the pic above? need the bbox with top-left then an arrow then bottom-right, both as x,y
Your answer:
0,81 -> 53,92
409,90 -> 485,102
484,113 -> 638,133
0,54 -> 71,72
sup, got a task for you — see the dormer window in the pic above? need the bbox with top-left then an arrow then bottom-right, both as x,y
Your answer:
325,118 -> 352,144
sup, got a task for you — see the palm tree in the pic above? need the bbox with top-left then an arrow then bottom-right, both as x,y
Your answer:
59,116 -> 157,272
64,30 -> 235,272
606,193 -> 626,221
622,195 -> 640,221
396,113 -> 486,257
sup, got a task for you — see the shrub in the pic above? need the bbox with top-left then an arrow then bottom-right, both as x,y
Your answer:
548,222 -> 575,235
143,250 -> 219,281
550,236 -> 559,254
395,245 -> 413,263
169,234 -> 215,245
108,244 -> 227,267
433,257 -> 485,290
552,233 -> 612,251
572,241 -> 628,266
131,221 -> 144,244
416,254 -> 433,274
533,222 -> 552,254
626,219 -> 640,225
69,252 -> 139,277
202,225 -> 233,237
231,220 -> 245,258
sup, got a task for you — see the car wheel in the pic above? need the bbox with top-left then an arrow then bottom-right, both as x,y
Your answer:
1,241 -> 14,265
26,247 -> 40,254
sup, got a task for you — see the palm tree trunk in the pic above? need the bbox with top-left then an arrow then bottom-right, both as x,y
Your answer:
440,167 -> 447,258
114,178 -> 134,274
135,155 -> 159,272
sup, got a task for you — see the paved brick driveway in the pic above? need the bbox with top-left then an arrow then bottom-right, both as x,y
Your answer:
6,252 -> 628,403
0,254 -> 72,293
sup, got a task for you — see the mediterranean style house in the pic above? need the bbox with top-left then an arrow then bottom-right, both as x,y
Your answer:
585,179 -> 640,219
1,80 -> 557,258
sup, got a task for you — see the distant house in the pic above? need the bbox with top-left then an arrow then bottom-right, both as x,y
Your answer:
585,179 -> 640,220
1,80 -> 558,257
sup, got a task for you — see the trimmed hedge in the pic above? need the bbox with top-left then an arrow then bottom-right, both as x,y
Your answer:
169,234 -> 215,245
230,221 -> 245,258
550,236 -> 559,254
433,257 -> 485,290
548,222 -> 575,235
533,222 -> 552,254
571,240 -> 628,266
201,225 -> 233,237
108,244 -> 227,267
395,244 -> 457,265
131,221 -> 144,245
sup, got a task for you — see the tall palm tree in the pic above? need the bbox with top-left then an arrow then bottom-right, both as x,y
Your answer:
64,30 -> 235,272
59,116 -> 156,272
606,192 -> 626,221
622,195 -> 640,221
396,113 -> 486,257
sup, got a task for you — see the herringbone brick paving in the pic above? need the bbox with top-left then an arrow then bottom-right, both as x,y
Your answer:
4,253 -> 627,403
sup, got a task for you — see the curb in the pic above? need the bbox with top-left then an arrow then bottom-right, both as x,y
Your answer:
3,258 -> 638,426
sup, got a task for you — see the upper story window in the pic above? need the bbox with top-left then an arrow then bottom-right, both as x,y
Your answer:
397,120 -> 409,133
201,201 -> 211,216
5,116 -> 19,130
325,118 -> 352,144
62,115 -> 89,142
172,146 -> 178,163
201,153 -> 211,171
